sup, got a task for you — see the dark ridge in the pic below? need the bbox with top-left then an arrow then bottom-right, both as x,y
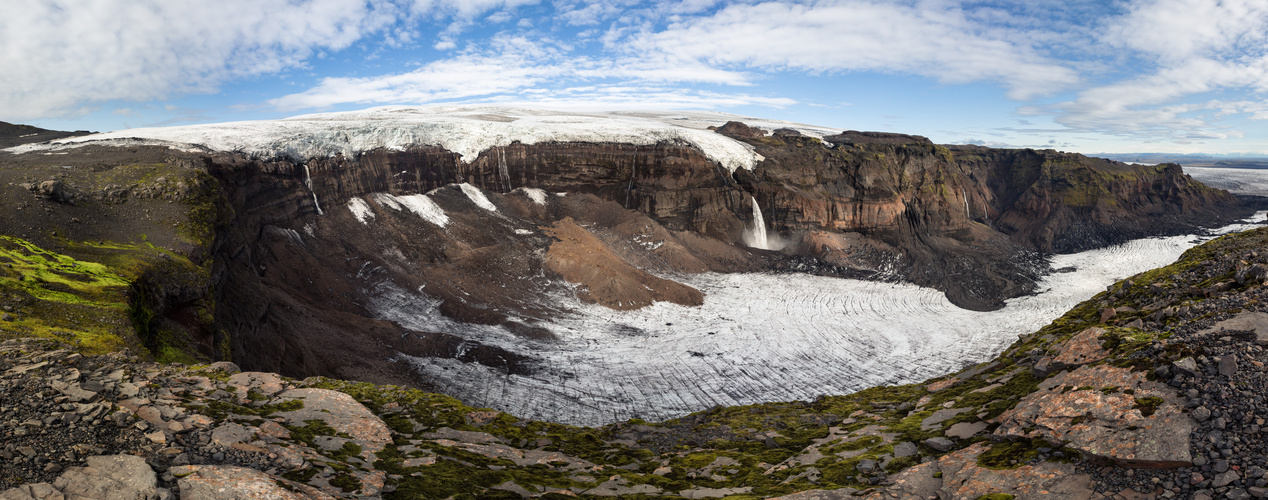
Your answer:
0,121 -> 93,148
824,130 -> 932,145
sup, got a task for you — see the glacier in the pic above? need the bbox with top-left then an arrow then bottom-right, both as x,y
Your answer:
370,204 -> 1267,426
5,105 -> 841,173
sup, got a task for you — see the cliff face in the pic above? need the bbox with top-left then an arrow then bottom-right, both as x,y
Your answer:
269,127 -> 1243,310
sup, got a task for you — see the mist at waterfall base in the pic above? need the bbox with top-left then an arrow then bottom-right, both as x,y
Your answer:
743,195 -> 789,251
375,199 -> 1268,426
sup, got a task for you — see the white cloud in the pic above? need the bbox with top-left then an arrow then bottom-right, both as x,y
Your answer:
0,0 -> 543,121
1045,0 -> 1268,140
617,1 -> 1082,100
270,36 -> 571,110
1,0 -> 403,120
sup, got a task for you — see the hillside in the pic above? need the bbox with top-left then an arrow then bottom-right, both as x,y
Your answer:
3,223 -> 1268,499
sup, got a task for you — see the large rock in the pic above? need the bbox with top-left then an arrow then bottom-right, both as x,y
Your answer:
1052,327 -> 1110,366
994,364 -> 1193,466
883,442 -> 1095,500
1201,311 -> 1268,345
171,465 -> 333,500
0,455 -> 160,500
269,388 -> 392,462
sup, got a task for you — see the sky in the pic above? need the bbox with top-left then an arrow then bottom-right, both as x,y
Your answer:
4,0 -> 1268,155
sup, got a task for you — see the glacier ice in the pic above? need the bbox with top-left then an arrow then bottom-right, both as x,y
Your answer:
7,105 -> 840,173
380,212 -> 1267,426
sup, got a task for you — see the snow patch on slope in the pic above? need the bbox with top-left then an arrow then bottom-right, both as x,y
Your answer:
7,105 -> 840,173
459,183 -> 497,211
347,197 -> 374,224
373,192 -> 448,227
515,187 -> 548,205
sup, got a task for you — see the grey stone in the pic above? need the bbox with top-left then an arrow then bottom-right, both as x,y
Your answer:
206,362 -> 241,374
924,437 -> 954,452
1175,357 -> 1198,374
1193,406 -> 1213,422
1215,470 -> 1242,488
313,435 -> 351,451
1220,355 -> 1239,376
945,421 -> 988,439
1200,311 -> 1268,345
892,442 -> 918,458
209,423 -> 256,447
920,408 -> 968,431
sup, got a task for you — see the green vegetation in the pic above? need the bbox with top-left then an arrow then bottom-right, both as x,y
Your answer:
976,441 -> 1041,469
0,236 -> 133,353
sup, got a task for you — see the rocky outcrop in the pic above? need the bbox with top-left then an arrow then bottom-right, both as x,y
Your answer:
995,363 -> 1193,467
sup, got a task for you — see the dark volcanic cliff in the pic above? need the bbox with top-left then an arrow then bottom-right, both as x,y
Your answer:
240,125 -> 1245,311
0,120 -> 1250,416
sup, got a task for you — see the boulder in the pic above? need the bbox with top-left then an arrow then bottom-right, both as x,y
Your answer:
994,364 -> 1193,467
171,465 -> 333,500
1052,327 -> 1110,366
924,437 -> 955,452
2,455 -> 164,500
269,388 -> 392,462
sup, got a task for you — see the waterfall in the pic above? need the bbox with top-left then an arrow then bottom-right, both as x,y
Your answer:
497,147 -> 511,192
749,196 -> 768,250
303,164 -> 323,215
962,188 -> 969,219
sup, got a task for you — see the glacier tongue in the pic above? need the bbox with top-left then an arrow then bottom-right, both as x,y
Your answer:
6,105 -> 840,173
380,211 -> 1267,426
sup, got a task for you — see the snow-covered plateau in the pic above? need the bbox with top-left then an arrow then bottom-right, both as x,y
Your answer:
6,105 -> 841,173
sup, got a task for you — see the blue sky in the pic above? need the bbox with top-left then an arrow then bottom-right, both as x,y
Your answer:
5,0 -> 1268,155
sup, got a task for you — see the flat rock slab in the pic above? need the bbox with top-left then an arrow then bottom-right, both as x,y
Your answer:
921,408 -> 969,431
1200,311 -> 1268,344
0,455 -> 159,500
271,388 -> 391,462
1053,327 -> 1110,365
994,364 -> 1193,466
679,486 -> 754,498
769,488 -> 859,499
945,421 -> 989,439
172,465 -> 334,500
210,423 -> 258,447
420,427 -> 501,444
909,442 -> 1095,499
226,372 -> 286,396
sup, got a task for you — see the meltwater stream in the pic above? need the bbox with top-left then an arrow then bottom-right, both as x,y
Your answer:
382,213 -> 1268,426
